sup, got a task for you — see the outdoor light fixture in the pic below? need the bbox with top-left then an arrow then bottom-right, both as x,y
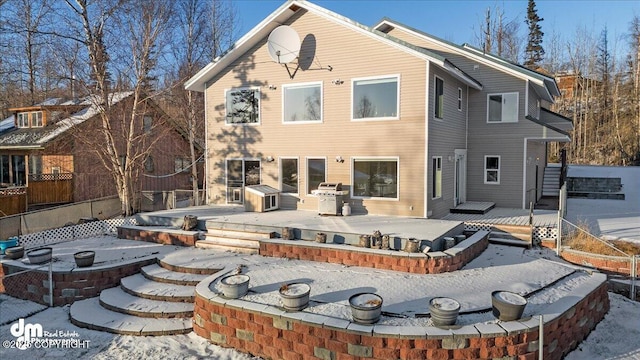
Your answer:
268,84 -> 277,90
335,156 -> 344,163
331,79 -> 343,85
265,156 -> 274,162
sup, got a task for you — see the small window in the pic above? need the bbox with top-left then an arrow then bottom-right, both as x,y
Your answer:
432,157 -> 442,199
118,155 -> 126,172
143,116 -> 153,133
51,166 -> 61,175
457,88 -> 463,111
307,158 -> 326,194
29,155 -> 42,176
434,77 -> 444,119
226,88 -> 260,124
484,156 -> 500,184
487,92 -> 518,122
352,158 -> 398,199
175,157 -> 190,173
32,112 -> 43,127
283,82 -> 322,123
280,158 -> 298,194
352,75 -> 399,120
17,113 -> 29,128
144,156 -> 154,172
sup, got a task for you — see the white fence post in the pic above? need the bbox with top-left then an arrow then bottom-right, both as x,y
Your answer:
48,261 -> 53,307
632,256 -> 637,302
538,315 -> 544,360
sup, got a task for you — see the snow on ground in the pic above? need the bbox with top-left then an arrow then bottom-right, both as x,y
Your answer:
566,165 -> 640,244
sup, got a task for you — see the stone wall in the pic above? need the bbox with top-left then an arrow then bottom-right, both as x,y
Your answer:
117,226 -> 198,247
0,259 -> 155,306
193,277 -> 609,360
260,231 -> 488,274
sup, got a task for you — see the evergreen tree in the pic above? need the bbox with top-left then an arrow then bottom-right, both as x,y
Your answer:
524,0 -> 545,69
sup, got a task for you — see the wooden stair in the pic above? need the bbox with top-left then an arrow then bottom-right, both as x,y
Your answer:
196,228 -> 275,254
488,224 -> 533,248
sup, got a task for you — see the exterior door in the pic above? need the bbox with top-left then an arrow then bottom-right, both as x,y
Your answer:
226,159 -> 261,203
454,149 -> 467,206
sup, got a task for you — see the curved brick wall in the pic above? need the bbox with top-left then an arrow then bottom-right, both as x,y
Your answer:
260,231 -> 489,274
193,274 -> 609,360
0,258 -> 155,306
541,240 -> 639,276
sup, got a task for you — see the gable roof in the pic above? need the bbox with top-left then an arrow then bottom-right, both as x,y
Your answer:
185,0 -> 482,92
373,17 -> 561,102
0,92 -> 133,150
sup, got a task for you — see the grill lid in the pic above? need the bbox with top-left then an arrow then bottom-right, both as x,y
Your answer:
316,182 -> 342,191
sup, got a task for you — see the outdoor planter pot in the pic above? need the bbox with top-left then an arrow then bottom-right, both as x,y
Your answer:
74,251 -> 95,267
279,283 -> 311,311
404,238 -> 420,253
4,246 -> 24,260
491,290 -> 528,321
282,227 -> 295,240
315,232 -> 327,243
349,293 -> 383,324
0,237 -> 18,255
219,274 -> 250,299
429,297 -> 460,326
27,247 -> 52,264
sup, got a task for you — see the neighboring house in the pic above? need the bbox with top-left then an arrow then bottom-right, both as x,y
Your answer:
0,92 -> 199,216
185,0 -> 572,218
554,70 -> 600,114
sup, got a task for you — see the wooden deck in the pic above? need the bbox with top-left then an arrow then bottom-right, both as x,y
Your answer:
442,207 -> 558,228
450,201 -> 495,214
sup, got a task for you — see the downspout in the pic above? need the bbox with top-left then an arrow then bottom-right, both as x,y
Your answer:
204,81 -> 209,205
522,138 -> 529,209
424,61 -> 430,218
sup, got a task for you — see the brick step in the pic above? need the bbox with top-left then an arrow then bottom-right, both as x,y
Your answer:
99,287 -> 193,318
196,239 -> 259,255
205,228 -> 275,240
70,297 -> 192,336
141,263 -> 210,286
120,273 -> 195,302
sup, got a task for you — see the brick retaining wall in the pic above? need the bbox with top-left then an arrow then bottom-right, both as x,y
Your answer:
0,258 -> 155,306
193,277 -> 609,360
541,240 -> 639,276
260,231 -> 489,274
117,226 -> 198,247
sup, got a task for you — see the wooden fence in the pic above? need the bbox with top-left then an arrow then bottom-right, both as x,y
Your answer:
27,173 -> 73,205
0,187 -> 27,216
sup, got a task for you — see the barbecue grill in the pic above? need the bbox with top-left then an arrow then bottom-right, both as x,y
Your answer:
311,182 -> 349,215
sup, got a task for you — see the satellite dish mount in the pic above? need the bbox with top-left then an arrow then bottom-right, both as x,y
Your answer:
267,25 -> 301,79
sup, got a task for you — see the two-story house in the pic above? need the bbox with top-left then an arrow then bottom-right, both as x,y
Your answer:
0,92 -> 199,216
185,0 -> 572,218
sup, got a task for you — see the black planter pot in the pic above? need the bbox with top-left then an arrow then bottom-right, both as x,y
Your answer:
74,251 -> 95,267
5,246 -> 24,260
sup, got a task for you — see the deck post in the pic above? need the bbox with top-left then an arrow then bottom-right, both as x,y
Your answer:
538,315 -> 544,360
632,256 -> 637,301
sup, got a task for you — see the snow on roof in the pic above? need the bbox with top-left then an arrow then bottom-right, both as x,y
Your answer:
0,91 -> 133,147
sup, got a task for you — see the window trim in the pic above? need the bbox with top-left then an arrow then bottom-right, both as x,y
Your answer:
432,156 -> 442,199
351,156 -> 400,201
224,87 -> 261,125
279,156 -> 299,195
486,92 -> 519,123
484,155 -> 501,185
434,76 -> 444,119
457,87 -> 463,111
305,157 -> 327,195
282,81 -> 323,124
351,74 -> 400,121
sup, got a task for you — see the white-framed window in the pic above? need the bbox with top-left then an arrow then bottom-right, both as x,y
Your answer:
352,75 -> 399,120
143,115 -> 153,133
434,76 -> 444,119
144,156 -> 154,173
225,87 -> 260,124
352,157 -> 399,200
283,82 -> 322,123
16,111 -> 43,128
51,166 -> 61,174
457,88 -> 463,111
487,92 -> 518,123
306,157 -> 326,194
432,156 -> 442,199
484,155 -> 501,184
17,113 -> 29,127
280,157 -> 299,194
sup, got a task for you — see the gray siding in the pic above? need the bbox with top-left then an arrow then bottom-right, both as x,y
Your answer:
426,64 -> 468,218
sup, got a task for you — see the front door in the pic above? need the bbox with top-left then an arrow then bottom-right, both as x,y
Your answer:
454,149 -> 467,206
226,159 -> 261,203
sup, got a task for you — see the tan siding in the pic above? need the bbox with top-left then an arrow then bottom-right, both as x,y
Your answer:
205,11 -> 427,216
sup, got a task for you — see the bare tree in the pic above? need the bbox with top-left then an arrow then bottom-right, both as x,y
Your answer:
474,4 -> 521,62
63,0 -> 173,215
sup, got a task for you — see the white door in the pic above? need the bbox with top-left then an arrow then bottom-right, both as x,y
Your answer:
454,149 -> 467,206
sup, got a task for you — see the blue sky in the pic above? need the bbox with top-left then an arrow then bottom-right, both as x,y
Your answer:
233,0 -> 639,51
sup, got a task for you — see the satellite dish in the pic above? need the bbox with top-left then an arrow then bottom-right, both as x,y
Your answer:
267,25 -> 301,64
